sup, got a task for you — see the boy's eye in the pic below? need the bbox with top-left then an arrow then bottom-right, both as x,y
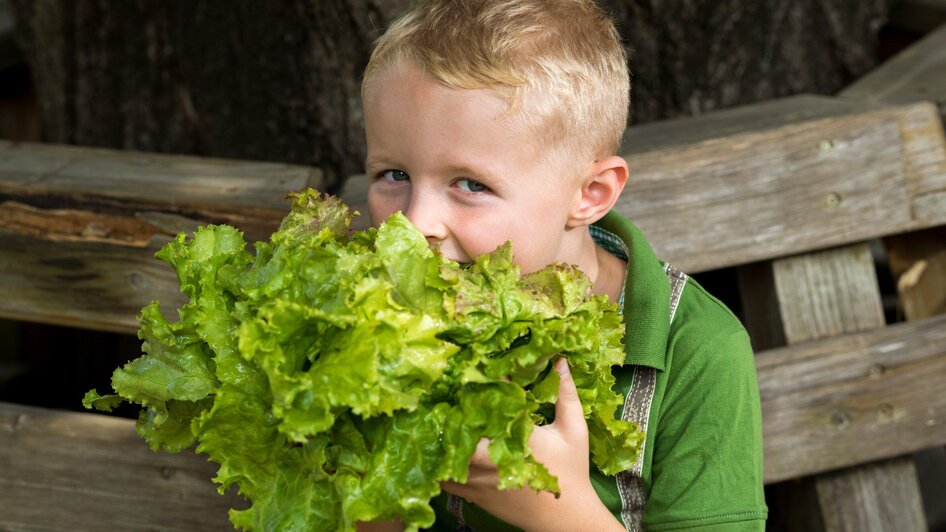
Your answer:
456,178 -> 488,193
380,169 -> 410,182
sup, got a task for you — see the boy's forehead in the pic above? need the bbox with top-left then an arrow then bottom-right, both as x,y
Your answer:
363,59 -> 579,178
366,59 -> 523,119
366,64 -> 529,133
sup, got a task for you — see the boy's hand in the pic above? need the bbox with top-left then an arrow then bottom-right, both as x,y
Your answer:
355,519 -> 404,532
441,358 -> 624,532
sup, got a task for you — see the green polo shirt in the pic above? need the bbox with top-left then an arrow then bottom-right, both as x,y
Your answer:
427,211 -> 767,530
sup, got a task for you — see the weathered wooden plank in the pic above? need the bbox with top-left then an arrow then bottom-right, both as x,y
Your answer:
0,229 -> 184,334
841,24 -> 946,111
0,140 -> 322,211
883,227 -> 946,530
759,311 -> 946,483
0,141 -> 320,245
840,24 -> 946,529
899,98 -> 946,225
813,458 -> 929,532
0,141 -> 325,333
615,104 -> 945,273
3,102 -> 943,271
2,313 -> 944,529
839,24 -> 946,231
0,402 -> 244,531
343,101 -> 946,272
619,95 -> 872,154
772,244 -> 886,341
885,227 -> 946,320
763,244 -> 927,531
5,100 -> 946,332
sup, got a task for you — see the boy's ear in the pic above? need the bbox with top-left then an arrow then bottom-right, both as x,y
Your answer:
566,155 -> 629,228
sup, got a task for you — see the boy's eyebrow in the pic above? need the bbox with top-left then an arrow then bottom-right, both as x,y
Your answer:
364,155 -> 396,170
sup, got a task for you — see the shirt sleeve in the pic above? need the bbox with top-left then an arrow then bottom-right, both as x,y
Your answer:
642,326 -> 768,531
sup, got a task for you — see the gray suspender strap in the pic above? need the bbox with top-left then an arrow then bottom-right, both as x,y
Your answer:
665,264 -> 687,325
447,492 -> 471,531
448,264 -> 688,531
616,365 -> 657,530
617,263 -> 688,531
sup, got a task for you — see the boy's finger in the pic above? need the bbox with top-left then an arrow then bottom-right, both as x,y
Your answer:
469,437 -> 493,467
554,357 -> 585,433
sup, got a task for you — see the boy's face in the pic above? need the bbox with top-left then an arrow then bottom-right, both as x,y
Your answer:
364,62 -> 584,274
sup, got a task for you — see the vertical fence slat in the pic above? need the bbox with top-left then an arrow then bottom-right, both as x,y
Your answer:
885,227 -> 946,529
748,244 -> 928,531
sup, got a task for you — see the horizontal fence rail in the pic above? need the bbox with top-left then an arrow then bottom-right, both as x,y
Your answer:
2,38 -> 946,526
2,98 -> 946,332
2,312 -> 944,526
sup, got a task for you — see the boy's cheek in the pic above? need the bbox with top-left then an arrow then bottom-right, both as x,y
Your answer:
366,192 -> 395,227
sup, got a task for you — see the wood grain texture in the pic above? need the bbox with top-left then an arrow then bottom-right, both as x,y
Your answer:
841,23 -> 946,111
814,457 -> 928,532
883,226 -> 946,532
759,311 -> 946,483
619,94 -> 871,154
0,141 -> 325,333
2,313 -> 943,529
897,95 -> 946,227
0,140 -> 323,244
0,141 -> 320,209
772,244 -> 885,343
885,227 -> 946,320
613,104 -> 942,273
0,401 -> 244,531
766,243 -> 927,531
844,27 -> 946,523
4,99 -> 945,333
343,100 -> 946,273
0,229 -> 184,334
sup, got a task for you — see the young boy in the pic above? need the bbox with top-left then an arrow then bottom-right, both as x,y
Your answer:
359,0 -> 767,530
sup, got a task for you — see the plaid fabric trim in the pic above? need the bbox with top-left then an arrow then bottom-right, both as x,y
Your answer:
589,225 -> 629,310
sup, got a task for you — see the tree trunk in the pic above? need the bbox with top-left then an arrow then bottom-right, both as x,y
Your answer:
12,0 -> 889,191
11,0 -> 411,192
602,0 -> 890,122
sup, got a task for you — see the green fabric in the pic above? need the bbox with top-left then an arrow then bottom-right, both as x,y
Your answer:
425,211 -> 767,531
593,212 -> 669,369
594,212 -> 767,531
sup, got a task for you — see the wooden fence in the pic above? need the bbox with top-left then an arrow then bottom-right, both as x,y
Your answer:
1,20 -> 945,532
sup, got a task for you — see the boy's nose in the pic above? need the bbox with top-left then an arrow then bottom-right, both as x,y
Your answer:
404,190 -> 448,243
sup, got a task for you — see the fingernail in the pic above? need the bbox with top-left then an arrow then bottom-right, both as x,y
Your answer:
557,357 -> 570,377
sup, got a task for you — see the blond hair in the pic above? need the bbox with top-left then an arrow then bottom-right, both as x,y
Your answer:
362,0 -> 629,168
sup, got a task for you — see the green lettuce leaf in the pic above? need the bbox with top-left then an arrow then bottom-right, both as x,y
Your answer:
85,189 -> 642,531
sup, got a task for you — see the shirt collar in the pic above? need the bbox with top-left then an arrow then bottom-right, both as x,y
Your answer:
592,212 -> 670,370
588,224 -> 628,310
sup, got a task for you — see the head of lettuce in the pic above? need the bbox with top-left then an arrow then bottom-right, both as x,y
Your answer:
84,189 -> 643,531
